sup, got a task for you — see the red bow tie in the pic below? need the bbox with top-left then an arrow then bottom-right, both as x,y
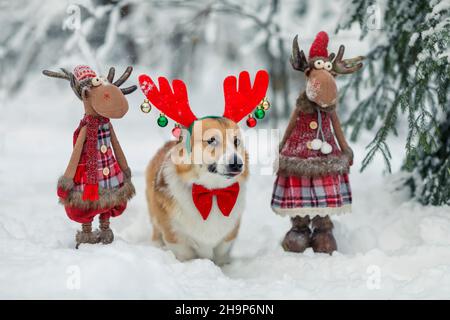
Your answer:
192,183 -> 240,220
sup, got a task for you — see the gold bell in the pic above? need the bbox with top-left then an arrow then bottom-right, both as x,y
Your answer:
140,99 -> 151,113
262,97 -> 271,110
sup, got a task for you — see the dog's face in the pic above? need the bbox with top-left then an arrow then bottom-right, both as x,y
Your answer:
174,117 -> 248,187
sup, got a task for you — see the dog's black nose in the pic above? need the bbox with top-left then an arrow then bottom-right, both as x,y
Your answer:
228,154 -> 243,172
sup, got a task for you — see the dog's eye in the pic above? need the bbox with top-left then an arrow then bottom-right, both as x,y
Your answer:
206,137 -> 217,146
234,137 -> 240,147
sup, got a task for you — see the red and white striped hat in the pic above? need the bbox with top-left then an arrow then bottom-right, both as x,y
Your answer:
73,65 -> 97,81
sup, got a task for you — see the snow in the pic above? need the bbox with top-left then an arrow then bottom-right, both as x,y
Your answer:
1,75 -> 450,299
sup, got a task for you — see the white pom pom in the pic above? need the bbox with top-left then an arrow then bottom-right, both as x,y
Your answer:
320,142 -> 333,154
311,139 -> 323,150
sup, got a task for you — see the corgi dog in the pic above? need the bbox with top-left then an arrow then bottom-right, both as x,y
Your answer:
139,70 -> 269,264
146,118 -> 248,264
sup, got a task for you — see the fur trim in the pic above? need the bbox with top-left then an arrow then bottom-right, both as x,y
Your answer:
58,179 -> 135,210
296,92 -> 336,113
272,204 -> 351,217
277,154 -> 351,177
57,176 -> 74,191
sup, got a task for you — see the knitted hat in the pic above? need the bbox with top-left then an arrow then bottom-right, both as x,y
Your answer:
74,65 -> 96,81
309,31 -> 329,59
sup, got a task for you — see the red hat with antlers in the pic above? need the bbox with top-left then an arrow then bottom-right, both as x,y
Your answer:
74,65 -> 97,81
309,31 -> 329,59
138,70 -> 270,130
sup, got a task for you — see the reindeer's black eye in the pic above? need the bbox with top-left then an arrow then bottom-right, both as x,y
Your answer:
314,60 -> 325,69
234,137 -> 240,147
324,61 -> 333,71
91,77 -> 102,87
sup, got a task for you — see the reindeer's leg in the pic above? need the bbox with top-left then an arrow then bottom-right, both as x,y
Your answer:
282,216 -> 311,253
98,212 -> 114,245
76,222 -> 100,249
311,215 -> 337,254
97,203 -> 127,245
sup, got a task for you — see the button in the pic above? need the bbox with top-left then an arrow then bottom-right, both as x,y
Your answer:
306,141 -> 312,149
309,121 -> 318,130
102,167 -> 110,176
100,145 -> 108,154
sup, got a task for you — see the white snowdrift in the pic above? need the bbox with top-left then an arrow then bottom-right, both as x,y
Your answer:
0,78 -> 449,300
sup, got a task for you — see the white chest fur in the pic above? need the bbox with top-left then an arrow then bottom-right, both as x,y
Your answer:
162,162 -> 245,251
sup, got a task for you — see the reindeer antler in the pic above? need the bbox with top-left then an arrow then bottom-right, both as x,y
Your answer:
223,70 -> 269,123
107,66 -> 137,95
290,35 -> 309,72
42,68 -> 82,100
332,45 -> 365,74
139,74 -> 198,128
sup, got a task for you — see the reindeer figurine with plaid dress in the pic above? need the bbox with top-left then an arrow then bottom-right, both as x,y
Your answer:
43,65 -> 137,249
271,32 -> 364,254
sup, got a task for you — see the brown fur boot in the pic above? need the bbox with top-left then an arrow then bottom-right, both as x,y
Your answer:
311,215 -> 337,254
282,216 -> 311,253
75,223 -> 100,249
98,219 -> 114,245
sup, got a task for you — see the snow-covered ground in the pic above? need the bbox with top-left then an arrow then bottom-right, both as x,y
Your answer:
1,74 -> 450,300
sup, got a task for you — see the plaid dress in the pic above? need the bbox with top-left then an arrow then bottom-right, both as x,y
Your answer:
271,110 -> 352,217
63,121 -> 129,224
73,122 -> 124,192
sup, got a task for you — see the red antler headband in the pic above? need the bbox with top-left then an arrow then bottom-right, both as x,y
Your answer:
138,70 -> 270,135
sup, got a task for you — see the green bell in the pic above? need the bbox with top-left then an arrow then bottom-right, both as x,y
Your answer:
254,107 -> 265,120
157,114 -> 168,127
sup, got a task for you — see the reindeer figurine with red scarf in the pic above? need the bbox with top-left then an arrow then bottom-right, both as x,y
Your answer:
271,32 -> 364,254
43,65 -> 137,249
139,71 -> 269,264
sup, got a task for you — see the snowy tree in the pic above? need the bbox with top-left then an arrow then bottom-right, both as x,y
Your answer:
337,0 -> 450,205
0,0 -> 339,124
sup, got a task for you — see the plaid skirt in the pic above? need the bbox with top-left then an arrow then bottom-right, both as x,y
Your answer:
271,173 -> 352,217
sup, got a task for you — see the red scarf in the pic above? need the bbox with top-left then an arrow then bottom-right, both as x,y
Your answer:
74,114 -> 110,202
191,183 -> 240,220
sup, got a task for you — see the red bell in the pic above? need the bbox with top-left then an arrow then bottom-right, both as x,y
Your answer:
172,125 -> 182,138
246,115 -> 257,128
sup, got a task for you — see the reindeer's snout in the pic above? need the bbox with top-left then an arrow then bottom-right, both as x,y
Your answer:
90,83 -> 129,119
306,69 -> 337,108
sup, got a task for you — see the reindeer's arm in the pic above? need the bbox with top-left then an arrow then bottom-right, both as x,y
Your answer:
279,107 -> 300,152
57,126 -> 86,198
64,126 -> 87,178
110,124 -> 131,179
330,110 -> 353,165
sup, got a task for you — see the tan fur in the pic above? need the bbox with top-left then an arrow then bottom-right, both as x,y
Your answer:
146,141 -> 179,244
224,222 -> 240,242
146,118 -> 247,251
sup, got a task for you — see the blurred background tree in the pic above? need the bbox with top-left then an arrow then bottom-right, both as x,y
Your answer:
0,0 -> 448,205
337,0 -> 449,205
0,0 -> 338,123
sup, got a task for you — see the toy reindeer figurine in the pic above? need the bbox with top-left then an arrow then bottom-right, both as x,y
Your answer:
43,65 -> 137,248
271,32 -> 364,254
